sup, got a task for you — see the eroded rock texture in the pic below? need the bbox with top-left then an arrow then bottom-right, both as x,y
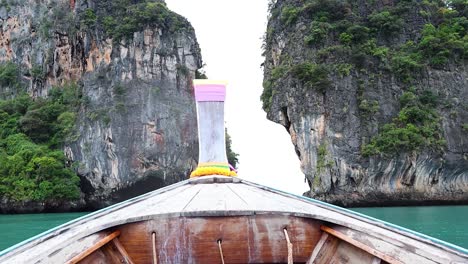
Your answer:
0,0 -> 202,210
263,0 -> 468,206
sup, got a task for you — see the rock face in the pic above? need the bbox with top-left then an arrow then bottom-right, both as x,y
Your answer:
0,0 -> 202,210
263,0 -> 468,206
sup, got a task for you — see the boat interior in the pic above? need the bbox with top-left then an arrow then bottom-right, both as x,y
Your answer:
69,214 -> 394,264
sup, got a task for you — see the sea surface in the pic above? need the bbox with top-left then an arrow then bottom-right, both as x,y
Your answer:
0,212 -> 88,252
0,206 -> 467,252
352,205 -> 468,249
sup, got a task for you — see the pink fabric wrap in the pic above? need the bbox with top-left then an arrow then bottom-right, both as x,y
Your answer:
194,84 -> 226,102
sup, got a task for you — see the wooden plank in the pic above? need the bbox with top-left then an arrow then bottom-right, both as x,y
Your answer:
46,232 -> 109,263
116,215 -> 323,263
307,233 -> 328,264
330,240 -> 376,264
118,221 -> 153,264
182,183 -> 248,213
182,183 -> 227,212
105,184 -> 199,219
111,238 -> 135,264
226,183 -> 308,212
101,243 -> 125,264
311,235 -> 340,264
309,234 -> 378,264
332,225 -> 437,264
67,230 -> 120,264
247,215 -> 322,263
321,226 -> 403,264
78,249 -> 108,264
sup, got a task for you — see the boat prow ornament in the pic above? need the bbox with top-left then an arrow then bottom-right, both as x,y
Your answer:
190,80 -> 237,178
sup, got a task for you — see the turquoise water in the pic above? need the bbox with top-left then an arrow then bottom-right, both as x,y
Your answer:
0,206 -> 467,252
0,212 -> 88,252
352,205 -> 468,249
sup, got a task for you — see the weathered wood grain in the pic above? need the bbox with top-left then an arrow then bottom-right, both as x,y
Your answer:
307,233 -> 329,263
78,249 -> 108,264
116,215 -> 322,264
330,240 -> 376,264
101,242 -> 125,264
111,238 -> 134,264
67,230 -> 120,264
321,226 -> 402,264
312,235 -> 340,264
46,232 -> 109,264
330,225 -> 439,264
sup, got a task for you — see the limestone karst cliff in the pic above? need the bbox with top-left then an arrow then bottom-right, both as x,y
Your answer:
0,0 -> 202,212
263,0 -> 467,206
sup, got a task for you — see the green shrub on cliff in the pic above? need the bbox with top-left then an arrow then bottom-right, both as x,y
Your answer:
335,63 -> 353,77
0,62 -> 19,87
261,62 -> 331,111
362,91 -> 444,156
315,143 -> 333,175
302,0 -> 350,22
281,5 -> 300,26
261,81 -> 274,112
0,134 -> 80,201
345,25 -> 370,44
291,63 -> 331,92
419,21 -> 467,67
261,65 -> 288,111
391,50 -> 424,82
0,83 -> 82,202
368,11 -> 404,36
305,21 -> 332,45
463,123 -> 468,132
80,8 -> 97,29
102,1 -> 187,42
359,100 -> 380,116
19,100 -> 68,143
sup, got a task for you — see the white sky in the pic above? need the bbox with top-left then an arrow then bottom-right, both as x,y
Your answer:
166,0 -> 309,195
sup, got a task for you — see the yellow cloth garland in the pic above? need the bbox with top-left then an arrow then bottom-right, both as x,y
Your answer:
190,164 -> 237,178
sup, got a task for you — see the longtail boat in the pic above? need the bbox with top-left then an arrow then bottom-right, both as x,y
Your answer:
0,80 -> 467,264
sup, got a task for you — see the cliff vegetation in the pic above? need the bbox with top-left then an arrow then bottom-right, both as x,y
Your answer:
0,80 -> 81,202
263,0 -> 467,206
